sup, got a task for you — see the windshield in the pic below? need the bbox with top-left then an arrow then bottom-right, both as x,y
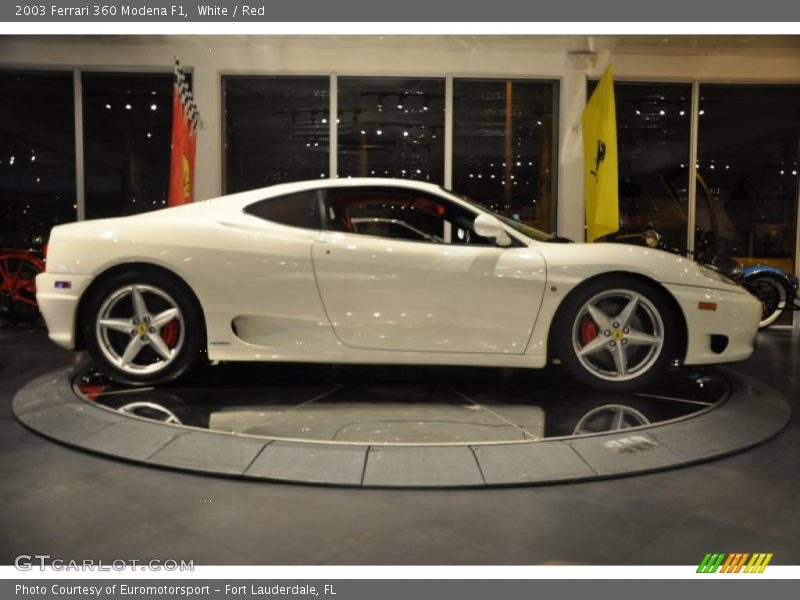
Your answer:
453,192 -> 554,242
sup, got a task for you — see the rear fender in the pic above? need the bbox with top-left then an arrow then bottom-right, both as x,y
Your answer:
743,265 -> 797,292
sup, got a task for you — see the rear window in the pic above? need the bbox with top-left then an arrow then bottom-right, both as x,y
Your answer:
244,190 -> 321,229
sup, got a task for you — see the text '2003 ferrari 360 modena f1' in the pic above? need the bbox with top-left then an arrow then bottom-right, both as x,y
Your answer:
36,178 -> 762,391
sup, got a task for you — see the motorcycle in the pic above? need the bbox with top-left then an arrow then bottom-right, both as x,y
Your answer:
692,234 -> 799,329
740,265 -> 800,329
612,229 -> 799,330
607,167 -> 799,329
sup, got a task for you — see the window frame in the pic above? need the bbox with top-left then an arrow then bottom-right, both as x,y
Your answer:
584,78 -> 693,252
81,70 -> 179,220
451,77 -> 561,234
221,74 -> 332,195
0,68 -> 78,247
335,75 -> 447,184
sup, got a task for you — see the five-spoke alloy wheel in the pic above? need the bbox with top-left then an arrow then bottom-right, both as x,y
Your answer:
555,276 -> 677,391
95,284 -> 184,375
83,270 -> 204,385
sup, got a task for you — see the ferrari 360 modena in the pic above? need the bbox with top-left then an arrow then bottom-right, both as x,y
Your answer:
36,179 -> 762,391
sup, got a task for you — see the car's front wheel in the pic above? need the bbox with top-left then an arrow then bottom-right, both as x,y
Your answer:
554,277 -> 677,391
83,270 -> 204,385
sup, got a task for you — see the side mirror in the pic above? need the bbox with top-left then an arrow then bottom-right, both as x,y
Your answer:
473,214 -> 512,247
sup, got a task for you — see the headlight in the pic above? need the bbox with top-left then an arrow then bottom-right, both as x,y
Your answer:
643,229 -> 661,248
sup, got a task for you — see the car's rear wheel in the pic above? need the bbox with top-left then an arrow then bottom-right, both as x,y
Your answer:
554,277 -> 676,391
83,270 -> 204,385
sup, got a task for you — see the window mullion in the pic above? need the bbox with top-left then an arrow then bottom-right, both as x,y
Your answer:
686,79 -> 700,255
74,69 -> 85,222
329,73 -> 337,179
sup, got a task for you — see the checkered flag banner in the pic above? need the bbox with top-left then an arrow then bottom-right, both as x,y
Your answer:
168,59 -> 200,206
174,59 -> 201,130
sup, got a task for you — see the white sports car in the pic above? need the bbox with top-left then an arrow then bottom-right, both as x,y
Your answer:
37,179 -> 762,391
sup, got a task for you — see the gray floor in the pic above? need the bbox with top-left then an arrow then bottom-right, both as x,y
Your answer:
1,327 -> 799,565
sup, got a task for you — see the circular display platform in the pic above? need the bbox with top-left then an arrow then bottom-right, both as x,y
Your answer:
13,362 -> 791,488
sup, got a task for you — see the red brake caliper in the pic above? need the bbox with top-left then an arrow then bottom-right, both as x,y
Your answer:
579,314 -> 599,345
161,319 -> 180,349
77,384 -> 109,402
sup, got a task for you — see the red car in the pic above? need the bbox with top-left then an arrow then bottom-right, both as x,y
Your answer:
0,248 -> 44,321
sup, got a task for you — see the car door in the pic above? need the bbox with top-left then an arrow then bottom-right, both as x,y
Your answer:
311,186 -> 547,354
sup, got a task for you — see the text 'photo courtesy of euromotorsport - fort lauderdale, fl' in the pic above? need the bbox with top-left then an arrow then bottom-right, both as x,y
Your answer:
16,585 -> 328,597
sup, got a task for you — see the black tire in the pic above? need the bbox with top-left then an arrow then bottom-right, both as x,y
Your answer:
100,391 -> 211,428
82,269 -> 205,386
743,274 -> 790,329
553,275 -> 677,392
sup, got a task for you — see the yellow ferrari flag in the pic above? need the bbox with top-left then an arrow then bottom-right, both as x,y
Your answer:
582,66 -> 619,242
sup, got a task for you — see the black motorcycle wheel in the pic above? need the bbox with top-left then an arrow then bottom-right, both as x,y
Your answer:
744,275 -> 789,329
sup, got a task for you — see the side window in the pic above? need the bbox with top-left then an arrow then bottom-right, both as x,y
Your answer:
325,188 -> 495,246
244,190 -> 321,229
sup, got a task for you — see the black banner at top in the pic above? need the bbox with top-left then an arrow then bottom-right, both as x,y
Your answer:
3,0 -> 800,22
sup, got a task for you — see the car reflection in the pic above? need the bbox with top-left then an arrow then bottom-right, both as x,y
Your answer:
116,401 -> 183,425
74,363 -> 728,443
572,404 -> 650,435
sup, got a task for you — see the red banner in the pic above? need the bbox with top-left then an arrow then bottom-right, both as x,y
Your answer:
168,61 -> 198,206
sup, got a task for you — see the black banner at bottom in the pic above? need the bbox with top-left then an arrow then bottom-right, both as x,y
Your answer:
4,579 -> 796,600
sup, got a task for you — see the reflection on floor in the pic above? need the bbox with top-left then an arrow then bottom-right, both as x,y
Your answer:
75,364 -> 726,444
2,327 -> 799,565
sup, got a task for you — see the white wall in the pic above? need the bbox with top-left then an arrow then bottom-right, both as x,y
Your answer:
2,34 -> 800,242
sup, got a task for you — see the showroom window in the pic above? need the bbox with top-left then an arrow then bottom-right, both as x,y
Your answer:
337,77 -> 445,183
453,79 -> 559,233
588,80 -> 692,251
695,84 -> 800,272
0,70 -> 76,248
82,72 -> 175,220
223,76 -> 330,193
245,190 -> 321,229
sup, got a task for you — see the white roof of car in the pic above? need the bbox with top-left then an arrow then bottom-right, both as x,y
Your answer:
208,178 -> 451,208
